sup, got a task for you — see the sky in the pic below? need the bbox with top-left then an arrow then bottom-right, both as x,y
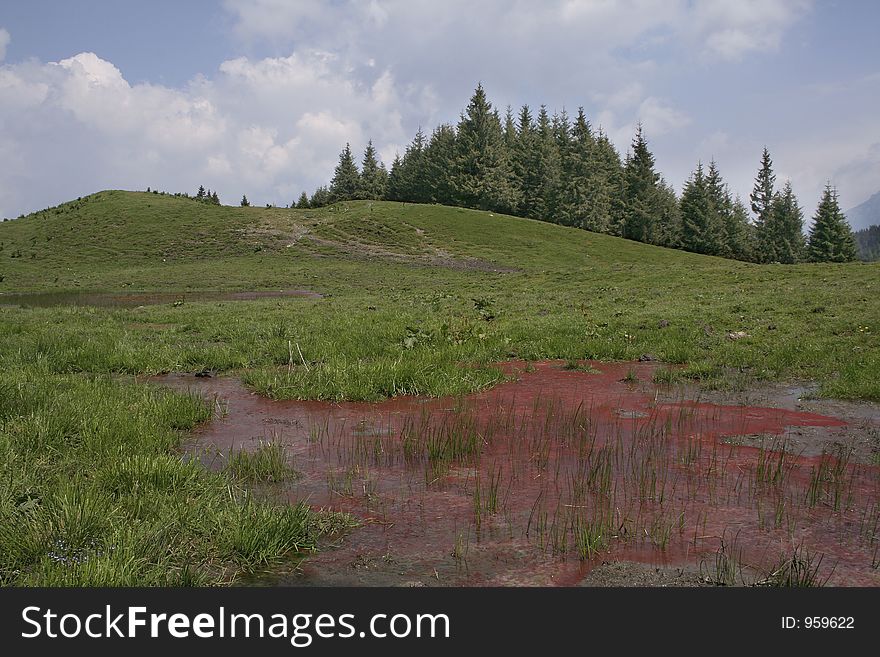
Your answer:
1,0 -> 879,228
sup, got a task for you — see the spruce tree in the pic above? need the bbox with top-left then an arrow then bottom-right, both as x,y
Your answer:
622,124 -> 662,243
726,198 -> 756,262
680,162 -> 716,255
594,129 -> 626,236
401,127 -> 430,203
196,185 -> 206,200
211,190 -> 220,205
296,192 -> 310,209
558,108 -> 601,231
423,124 -> 457,205
329,143 -> 360,202
765,181 -> 805,263
386,154 -> 405,202
453,83 -> 517,213
534,106 -> 560,221
750,147 -> 776,262
512,105 -> 538,217
807,185 -> 858,262
310,186 -> 331,208
357,140 -> 388,200
240,194 -> 250,207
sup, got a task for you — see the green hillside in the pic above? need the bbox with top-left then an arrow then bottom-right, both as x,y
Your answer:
2,190 -> 878,400
1,190 -> 878,586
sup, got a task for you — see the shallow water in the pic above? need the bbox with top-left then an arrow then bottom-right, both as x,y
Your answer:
155,360 -> 880,586
0,289 -> 321,308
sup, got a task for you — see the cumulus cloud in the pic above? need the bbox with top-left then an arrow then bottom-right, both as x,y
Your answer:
0,1 -> 840,219
0,49 -> 426,218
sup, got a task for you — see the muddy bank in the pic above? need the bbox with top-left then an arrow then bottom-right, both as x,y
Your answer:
155,360 -> 880,587
662,381 -> 880,463
0,289 -> 321,308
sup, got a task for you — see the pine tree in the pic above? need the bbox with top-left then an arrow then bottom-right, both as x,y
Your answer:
594,129 -> 626,236
452,83 -> 517,213
807,185 -> 858,262
296,192 -> 310,209
401,128 -> 430,203
357,140 -> 388,200
726,198 -> 756,262
622,124 -> 663,244
329,143 -> 360,202
386,154 -> 405,202
654,179 -> 681,248
765,181 -> 805,263
211,191 -> 220,205
512,104 -> 538,217
310,186 -> 331,208
750,147 -> 776,262
423,124 -> 457,205
556,108 -> 597,230
196,185 -> 206,200
240,194 -> 249,207
680,162 -> 717,255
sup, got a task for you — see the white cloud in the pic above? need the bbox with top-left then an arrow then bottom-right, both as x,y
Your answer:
690,0 -> 811,60
0,49 -> 423,217
636,97 -> 691,136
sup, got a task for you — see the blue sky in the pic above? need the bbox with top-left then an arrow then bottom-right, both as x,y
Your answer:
1,0 -> 879,228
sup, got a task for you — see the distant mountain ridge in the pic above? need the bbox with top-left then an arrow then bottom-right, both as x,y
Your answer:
846,190 -> 880,232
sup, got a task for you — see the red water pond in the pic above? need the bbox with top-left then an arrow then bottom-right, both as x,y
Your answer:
156,360 -> 880,586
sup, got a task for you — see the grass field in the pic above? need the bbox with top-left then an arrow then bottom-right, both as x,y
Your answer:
0,190 -> 877,585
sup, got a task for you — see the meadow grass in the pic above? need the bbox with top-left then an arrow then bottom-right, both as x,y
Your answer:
1,191 -> 878,585
0,369 -> 350,585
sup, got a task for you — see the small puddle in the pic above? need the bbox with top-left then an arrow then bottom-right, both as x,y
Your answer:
0,289 -> 321,308
155,360 -> 880,587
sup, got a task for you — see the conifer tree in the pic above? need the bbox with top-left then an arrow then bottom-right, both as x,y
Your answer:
453,84 -> 517,213
210,190 -> 220,205
534,106 -> 560,221
594,129 -> 626,236
503,106 -> 518,154
329,143 -> 360,202
680,163 -> 717,255
423,124 -> 457,205
240,194 -> 249,207
807,185 -> 858,262
750,147 -> 776,262
765,181 -> 805,263
622,124 -> 662,243
512,105 -> 538,217
357,140 -> 388,200
386,154 -> 405,202
400,128 -> 430,203
310,186 -> 331,208
196,185 -> 206,200
296,192 -> 310,209
726,198 -> 756,262
556,108 -> 599,230
654,179 -> 681,248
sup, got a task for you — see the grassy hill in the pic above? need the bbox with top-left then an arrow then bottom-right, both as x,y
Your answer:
1,190 -> 878,586
2,190 -> 878,399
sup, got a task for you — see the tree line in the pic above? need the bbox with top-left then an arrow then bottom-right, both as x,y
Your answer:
854,225 -> 880,261
307,84 -> 857,264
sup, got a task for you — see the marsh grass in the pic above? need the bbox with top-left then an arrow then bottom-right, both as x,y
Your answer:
224,440 -> 293,484
0,370 -> 348,586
